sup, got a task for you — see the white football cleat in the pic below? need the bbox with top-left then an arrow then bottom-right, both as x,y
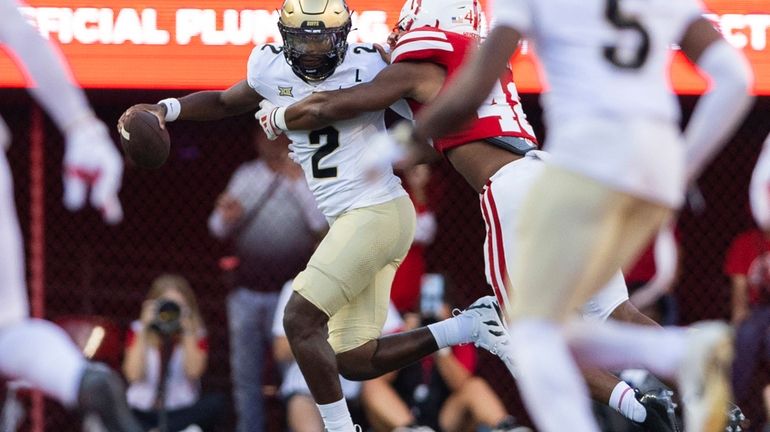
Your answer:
678,321 -> 734,432
455,296 -> 515,373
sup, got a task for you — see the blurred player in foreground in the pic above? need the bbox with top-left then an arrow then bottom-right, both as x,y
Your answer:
400,0 -> 754,431
0,0 -> 140,431
256,0 -> 692,428
119,1 -> 512,430
751,134 -> 770,232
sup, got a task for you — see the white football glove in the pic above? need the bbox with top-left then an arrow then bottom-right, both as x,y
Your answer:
63,117 -> 124,224
287,150 -> 300,164
361,126 -> 409,177
256,100 -> 284,141
386,121 -> 421,169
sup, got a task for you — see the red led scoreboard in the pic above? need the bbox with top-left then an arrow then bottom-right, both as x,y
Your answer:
0,0 -> 769,94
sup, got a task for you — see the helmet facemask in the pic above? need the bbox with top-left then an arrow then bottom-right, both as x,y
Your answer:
279,21 -> 351,82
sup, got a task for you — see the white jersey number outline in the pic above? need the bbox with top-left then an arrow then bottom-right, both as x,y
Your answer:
477,79 -> 536,138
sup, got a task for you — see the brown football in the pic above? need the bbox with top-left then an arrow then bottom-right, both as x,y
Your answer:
119,110 -> 170,169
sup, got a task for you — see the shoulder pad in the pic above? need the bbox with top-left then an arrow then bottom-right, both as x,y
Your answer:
247,44 -> 286,90
345,43 -> 388,71
391,28 -> 456,64
248,44 -> 284,67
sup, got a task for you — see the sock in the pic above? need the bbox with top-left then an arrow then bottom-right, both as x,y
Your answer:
0,319 -> 87,406
427,314 -> 474,348
317,398 -> 355,432
509,319 -> 600,432
609,381 -> 647,422
565,319 -> 687,379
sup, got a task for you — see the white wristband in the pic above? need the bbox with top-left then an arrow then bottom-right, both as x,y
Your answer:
158,98 -> 181,122
272,106 -> 288,131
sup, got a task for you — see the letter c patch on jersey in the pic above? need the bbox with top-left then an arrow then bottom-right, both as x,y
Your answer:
278,86 -> 293,97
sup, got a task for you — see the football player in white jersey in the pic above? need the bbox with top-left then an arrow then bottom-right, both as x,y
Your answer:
119,1 -> 511,431
255,0 -> 706,427
751,134 -> 770,230
0,0 -> 141,430
395,0 -> 754,431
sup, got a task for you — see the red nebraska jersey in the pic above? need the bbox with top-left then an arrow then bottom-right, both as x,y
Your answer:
391,27 -> 538,153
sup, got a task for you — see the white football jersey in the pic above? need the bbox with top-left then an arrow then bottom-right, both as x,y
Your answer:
494,0 -> 702,126
247,43 -> 407,218
491,0 -> 705,207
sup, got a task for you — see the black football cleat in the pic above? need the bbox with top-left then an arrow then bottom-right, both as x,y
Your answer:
77,363 -> 144,432
635,388 -> 680,432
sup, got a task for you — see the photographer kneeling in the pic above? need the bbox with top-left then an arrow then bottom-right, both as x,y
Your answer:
123,274 -> 225,432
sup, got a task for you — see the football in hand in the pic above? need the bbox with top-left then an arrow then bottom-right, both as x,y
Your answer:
119,110 -> 170,169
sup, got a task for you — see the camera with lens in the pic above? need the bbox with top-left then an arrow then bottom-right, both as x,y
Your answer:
149,299 -> 182,337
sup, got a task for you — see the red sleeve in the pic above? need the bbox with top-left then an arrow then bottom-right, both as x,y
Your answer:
724,232 -> 754,276
451,344 -> 477,373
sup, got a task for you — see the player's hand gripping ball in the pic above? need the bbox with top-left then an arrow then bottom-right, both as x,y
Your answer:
117,108 -> 170,169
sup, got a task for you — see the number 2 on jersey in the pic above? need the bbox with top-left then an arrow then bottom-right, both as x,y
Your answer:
310,126 -> 340,179
603,0 -> 650,69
